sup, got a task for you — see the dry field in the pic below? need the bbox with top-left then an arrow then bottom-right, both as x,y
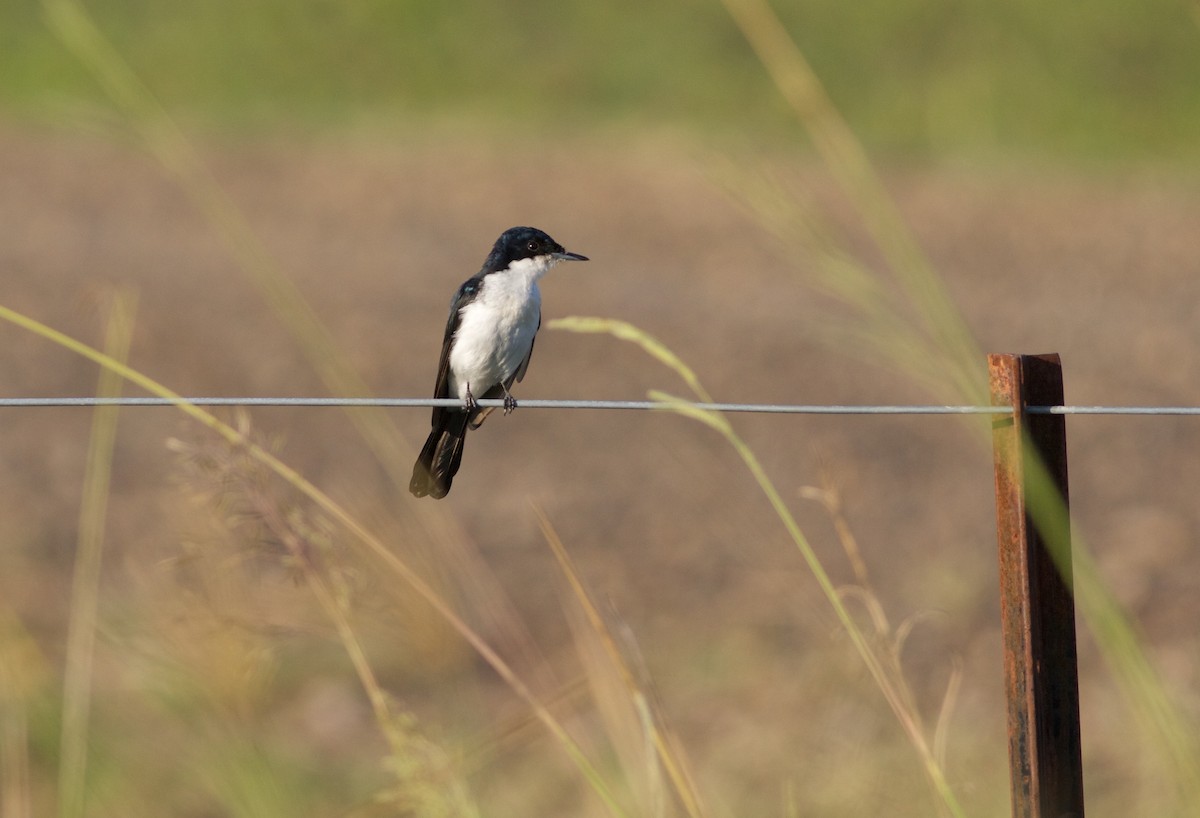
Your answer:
2,124 -> 1199,816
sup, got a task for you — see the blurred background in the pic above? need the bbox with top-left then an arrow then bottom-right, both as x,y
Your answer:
2,2 -> 1199,816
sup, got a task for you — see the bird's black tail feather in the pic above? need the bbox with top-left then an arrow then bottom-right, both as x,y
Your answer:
409,412 -> 470,499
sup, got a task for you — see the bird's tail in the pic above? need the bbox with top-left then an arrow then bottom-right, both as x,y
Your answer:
409,413 -> 469,499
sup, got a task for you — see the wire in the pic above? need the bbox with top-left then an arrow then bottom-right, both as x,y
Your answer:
1,397 -> 1198,415
1029,406 -> 1200,415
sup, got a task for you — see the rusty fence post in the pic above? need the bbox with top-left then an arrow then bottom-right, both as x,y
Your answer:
989,354 -> 1085,818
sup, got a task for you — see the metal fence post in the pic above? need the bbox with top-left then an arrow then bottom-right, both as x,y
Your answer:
989,353 -> 1085,818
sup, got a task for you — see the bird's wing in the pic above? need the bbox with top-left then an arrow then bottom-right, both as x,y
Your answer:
430,276 -> 483,427
511,310 -> 540,385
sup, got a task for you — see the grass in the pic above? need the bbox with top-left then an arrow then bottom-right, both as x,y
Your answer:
549,316 -> 967,815
1,295 -> 973,815
719,0 -> 1200,808
2,0 -> 1199,815
0,298 -> 639,816
4,0 -> 1200,160
57,292 -> 136,818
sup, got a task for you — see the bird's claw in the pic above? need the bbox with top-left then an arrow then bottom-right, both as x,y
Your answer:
499,382 -> 518,415
464,384 -> 479,411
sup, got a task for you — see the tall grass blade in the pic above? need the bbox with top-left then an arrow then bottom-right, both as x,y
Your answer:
536,505 -> 707,818
58,290 -> 136,818
553,318 -> 966,816
549,317 -> 714,403
0,301 -> 628,818
41,0 -> 549,717
1020,449 -> 1200,810
716,0 -> 1200,807
1,612 -> 50,818
716,0 -> 984,400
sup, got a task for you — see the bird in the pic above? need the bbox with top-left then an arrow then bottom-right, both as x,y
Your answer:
409,226 -> 588,499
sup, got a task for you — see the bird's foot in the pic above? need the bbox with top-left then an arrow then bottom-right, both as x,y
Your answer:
464,384 -> 479,411
500,384 -> 518,415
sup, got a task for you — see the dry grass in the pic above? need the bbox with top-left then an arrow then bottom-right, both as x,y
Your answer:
2,14 -> 1200,808
3,122 -> 1200,815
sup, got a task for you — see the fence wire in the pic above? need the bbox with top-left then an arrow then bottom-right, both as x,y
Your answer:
1,397 -> 1198,415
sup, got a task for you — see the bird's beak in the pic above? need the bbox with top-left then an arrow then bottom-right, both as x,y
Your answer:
556,250 -> 589,262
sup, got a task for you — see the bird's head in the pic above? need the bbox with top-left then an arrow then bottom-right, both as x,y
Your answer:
483,226 -> 588,274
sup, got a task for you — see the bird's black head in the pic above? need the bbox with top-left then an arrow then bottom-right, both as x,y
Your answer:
482,226 -> 588,273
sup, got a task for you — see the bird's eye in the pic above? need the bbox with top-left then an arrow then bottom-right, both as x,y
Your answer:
527,240 -> 540,252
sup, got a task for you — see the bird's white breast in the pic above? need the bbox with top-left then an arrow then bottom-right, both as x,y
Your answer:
446,256 -> 551,400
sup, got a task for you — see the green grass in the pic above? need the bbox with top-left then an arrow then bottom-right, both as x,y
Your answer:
4,0 -> 1200,160
4,0 -> 1200,814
